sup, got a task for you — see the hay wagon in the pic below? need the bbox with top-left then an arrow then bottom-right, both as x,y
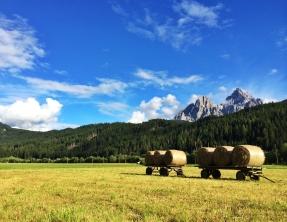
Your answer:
145,149 -> 187,177
145,165 -> 184,177
197,165 -> 263,181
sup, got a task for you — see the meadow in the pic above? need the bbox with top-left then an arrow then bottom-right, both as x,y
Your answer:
0,163 -> 286,222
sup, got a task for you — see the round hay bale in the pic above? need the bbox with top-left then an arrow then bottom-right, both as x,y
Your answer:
196,147 -> 216,166
145,151 -> 155,166
232,145 -> 265,167
153,150 -> 166,166
214,146 -> 234,166
164,150 -> 187,166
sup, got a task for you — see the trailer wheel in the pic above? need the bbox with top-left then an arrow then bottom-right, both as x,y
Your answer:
162,168 -> 169,177
211,170 -> 221,179
176,169 -> 183,176
201,169 -> 210,178
159,168 -> 165,176
146,167 -> 153,175
236,171 -> 246,180
251,175 -> 260,181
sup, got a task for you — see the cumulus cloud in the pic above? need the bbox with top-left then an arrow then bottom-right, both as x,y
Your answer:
0,14 -> 45,73
16,76 -> 128,98
0,98 -> 63,131
128,94 -> 180,123
128,111 -> 145,124
188,94 -> 199,104
135,68 -> 202,87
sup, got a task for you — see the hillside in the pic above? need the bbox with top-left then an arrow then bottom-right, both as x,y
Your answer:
0,100 -> 287,164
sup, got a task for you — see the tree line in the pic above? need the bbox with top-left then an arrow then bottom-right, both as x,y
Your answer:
0,100 -> 286,164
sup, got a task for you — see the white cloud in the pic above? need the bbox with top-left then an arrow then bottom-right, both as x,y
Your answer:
0,14 -> 45,73
0,98 -> 62,131
268,68 -> 278,75
219,86 -> 227,91
188,94 -> 199,104
219,54 -> 230,59
128,111 -> 145,124
113,1 -> 226,50
276,28 -> 287,50
263,98 -> 277,104
96,102 -> 129,116
129,94 -> 180,123
174,0 -> 223,28
135,68 -> 202,87
111,2 -> 127,16
54,69 -> 68,75
17,76 -> 128,98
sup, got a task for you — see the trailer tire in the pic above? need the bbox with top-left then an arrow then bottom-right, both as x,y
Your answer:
146,167 -> 153,175
163,168 -> 169,177
201,169 -> 210,178
176,169 -> 183,176
236,171 -> 246,180
159,168 -> 165,176
211,170 -> 221,179
252,175 -> 260,181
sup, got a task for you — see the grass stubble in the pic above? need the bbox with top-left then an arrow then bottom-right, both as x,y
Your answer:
0,163 -> 286,222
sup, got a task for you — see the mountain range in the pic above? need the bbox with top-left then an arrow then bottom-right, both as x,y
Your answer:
173,88 -> 263,122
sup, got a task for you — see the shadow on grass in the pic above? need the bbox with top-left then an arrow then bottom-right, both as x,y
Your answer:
120,172 -> 240,181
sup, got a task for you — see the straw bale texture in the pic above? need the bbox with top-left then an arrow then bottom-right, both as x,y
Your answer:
145,151 -> 155,166
164,150 -> 187,166
197,147 -> 216,166
214,146 -> 234,166
232,145 -> 265,167
153,150 -> 166,166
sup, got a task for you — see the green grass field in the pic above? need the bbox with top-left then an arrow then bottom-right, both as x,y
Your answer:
0,163 -> 286,221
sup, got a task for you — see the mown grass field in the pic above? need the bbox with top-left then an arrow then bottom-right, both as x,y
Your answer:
0,163 -> 286,222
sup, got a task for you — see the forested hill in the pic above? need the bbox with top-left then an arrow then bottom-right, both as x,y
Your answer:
0,100 -> 286,163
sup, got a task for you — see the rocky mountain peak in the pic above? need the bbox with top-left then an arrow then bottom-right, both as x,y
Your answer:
225,88 -> 253,105
173,88 -> 263,122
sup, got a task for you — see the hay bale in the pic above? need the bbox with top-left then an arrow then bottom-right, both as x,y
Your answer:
196,147 -> 216,166
145,151 -> 155,166
214,146 -> 234,166
232,145 -> 265,167
164,150 -> 187,166
153,150 -> 166,166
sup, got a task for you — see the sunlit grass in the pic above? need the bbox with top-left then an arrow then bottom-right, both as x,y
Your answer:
0,163 -> 286,221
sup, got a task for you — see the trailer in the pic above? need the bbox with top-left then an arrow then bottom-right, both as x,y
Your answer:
145,165 -> 184,177
196,165 -> 274,182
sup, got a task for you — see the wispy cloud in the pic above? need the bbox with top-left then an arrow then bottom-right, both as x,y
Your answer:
111,1 -> 228,50
54,69 -> 68,75
268,68 -> 278,75
219,54 -> 230,59
276,28 -> 287,50
219,86 -> 227,91
96,102 -> 129,117
16,76 -> 128,98
134,68 -> 202,87
0,14 -> 45,73
110,1 -> 128,16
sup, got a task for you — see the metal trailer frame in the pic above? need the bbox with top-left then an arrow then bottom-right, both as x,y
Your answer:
145,165 -> 184,177
197,165 -> 274,182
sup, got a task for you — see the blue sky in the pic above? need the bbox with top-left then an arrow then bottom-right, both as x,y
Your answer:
0,0 -> 286,131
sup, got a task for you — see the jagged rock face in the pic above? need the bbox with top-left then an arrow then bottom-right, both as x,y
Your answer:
173,88 -> 263,121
